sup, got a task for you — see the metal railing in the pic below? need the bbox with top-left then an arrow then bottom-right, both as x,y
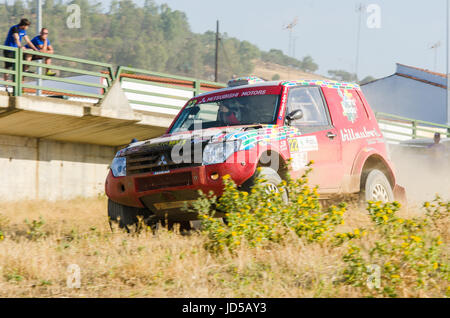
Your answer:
375,111 -> 450,143
0,45 -> 19,94
0,44 -> 115,100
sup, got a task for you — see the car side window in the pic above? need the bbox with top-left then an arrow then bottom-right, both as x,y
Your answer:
287,86 -> 330,127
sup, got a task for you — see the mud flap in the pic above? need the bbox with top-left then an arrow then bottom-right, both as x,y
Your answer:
393,185 -> 407,205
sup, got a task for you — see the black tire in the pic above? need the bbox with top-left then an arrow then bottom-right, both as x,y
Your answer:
160,219 -> 192,233
241,167 -> 288,203
108,199 -> 151,232
361,169 -> 394,203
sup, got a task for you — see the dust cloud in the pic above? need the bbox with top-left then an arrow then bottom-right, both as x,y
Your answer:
389,145 -> 450,204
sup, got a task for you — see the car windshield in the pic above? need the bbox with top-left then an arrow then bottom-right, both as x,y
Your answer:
170,94 -> 280,133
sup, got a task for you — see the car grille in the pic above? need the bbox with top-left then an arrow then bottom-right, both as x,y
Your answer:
135,172 -> 193,192
126,148 -> 202,176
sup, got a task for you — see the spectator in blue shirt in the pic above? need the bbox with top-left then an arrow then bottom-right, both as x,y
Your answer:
3,19 -> 39,82
24,28 -> 56,76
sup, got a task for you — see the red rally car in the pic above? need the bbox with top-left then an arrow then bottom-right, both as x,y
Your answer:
105,77 -> 406,230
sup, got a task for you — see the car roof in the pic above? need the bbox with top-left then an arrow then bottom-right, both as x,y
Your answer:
196,79 -> 361,99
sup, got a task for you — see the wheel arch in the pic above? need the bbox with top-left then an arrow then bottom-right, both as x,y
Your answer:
256,149 -> 290,181
357,153 -> 396,190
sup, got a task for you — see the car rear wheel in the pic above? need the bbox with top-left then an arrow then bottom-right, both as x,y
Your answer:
108,199 -> 153,232
361,169 -> 394,203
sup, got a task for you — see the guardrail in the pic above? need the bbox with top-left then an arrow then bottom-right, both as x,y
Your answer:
0,44 -> 115,100
116,66 -> 226,116
0,45 -> 19,94
375,111 -> 450,143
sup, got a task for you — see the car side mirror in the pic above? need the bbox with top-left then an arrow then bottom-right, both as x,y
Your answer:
286,109 -> 303,125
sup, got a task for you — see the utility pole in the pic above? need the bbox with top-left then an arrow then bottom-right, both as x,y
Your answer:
36,0 -> 42,96
283,17 -> 298,57
215,20 -> 219,83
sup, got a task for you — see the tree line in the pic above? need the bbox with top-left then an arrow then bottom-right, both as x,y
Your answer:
0,0 -> 373,84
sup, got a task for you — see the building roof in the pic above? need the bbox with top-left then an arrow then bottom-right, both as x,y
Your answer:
396,63 -> 446,79
362,63 -> 448,89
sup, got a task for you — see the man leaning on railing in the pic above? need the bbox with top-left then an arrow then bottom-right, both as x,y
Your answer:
24,28 -> 56,77
2,18 -> 39,82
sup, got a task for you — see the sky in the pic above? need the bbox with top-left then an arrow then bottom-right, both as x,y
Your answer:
129,0 -> 450,80
19,0 -> 450,80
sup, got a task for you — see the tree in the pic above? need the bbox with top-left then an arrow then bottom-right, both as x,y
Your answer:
0,0 -> 321,83
327,70 -> 358,82
300,56 -> 318,72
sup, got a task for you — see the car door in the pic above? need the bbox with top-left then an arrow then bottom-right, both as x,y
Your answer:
285,86 -> 343,191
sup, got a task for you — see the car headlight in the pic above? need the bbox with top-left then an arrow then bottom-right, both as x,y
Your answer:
111,156 -> 127,177
203,140 -> 242,165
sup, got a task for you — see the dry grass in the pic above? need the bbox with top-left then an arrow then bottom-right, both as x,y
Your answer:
0,197 -> 447,298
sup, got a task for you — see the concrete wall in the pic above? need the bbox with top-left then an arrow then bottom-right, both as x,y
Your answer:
0,134 -> 116,201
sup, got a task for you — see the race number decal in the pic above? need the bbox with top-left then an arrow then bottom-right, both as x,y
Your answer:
288,138 -> 300,153
289,136 -> 318,153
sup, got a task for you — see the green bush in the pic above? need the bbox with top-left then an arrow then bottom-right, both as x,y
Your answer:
192,163 -> 346,253
339,198 -> 449,297
191,164 -> 449,297
24,217 -> 46,241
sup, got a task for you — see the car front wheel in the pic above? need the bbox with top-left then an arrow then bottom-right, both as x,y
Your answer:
108,199 -> 153,232
241,167 -> 288,203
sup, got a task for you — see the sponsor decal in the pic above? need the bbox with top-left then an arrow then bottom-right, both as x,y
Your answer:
279,89 -> 288,121
240,89 -> 267,96
281,79 -> 361,90
153,170 -> 170,175
200,92 -> 240,104
288,135 -> 318,174
340,127 -> 381,142
296,136 -> 319,152
198,89 -> 271,104
279,139 -> 288,152
337,88 -> 358,123
291,152 -> 308,171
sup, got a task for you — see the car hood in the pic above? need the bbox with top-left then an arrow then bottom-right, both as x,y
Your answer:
116,125 -> 301,157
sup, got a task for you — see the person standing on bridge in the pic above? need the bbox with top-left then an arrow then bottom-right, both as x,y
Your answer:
3,19 -> 39,83
427,132 -> 446,168
24,28 -> 56,76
